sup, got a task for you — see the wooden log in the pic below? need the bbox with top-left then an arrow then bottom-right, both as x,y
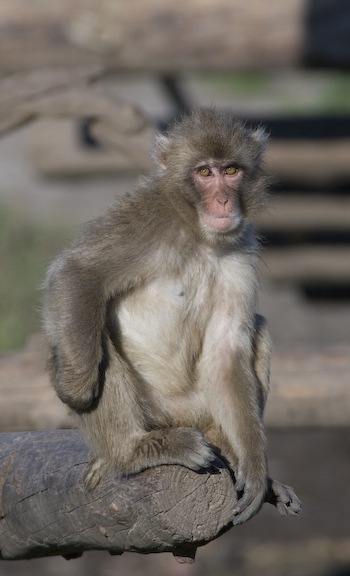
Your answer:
0,338 -> 350,431
0,0 -> 304,73
0,430 -> 236,561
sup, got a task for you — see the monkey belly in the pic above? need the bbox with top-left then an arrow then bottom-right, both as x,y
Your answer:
112,278 -> 209,400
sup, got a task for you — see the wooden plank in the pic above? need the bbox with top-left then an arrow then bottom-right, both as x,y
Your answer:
261,246 -> 350,284
255,194 -> 350,233
0,0 -> 304,72
265,140 -> 350,185
0,335 -> 73,432
0,338 -> 349,431
265,344 -> 350,427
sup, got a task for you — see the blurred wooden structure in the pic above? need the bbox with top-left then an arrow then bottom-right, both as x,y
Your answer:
254,193 -> 350,288
0,0 -> 305,73
1,336 -> 349,432
0,0 -> 349,418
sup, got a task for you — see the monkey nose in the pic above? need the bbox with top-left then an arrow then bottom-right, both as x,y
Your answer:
216,197 -> 229,206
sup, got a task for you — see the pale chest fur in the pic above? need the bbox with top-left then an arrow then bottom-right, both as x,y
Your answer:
112,249 -> 258,405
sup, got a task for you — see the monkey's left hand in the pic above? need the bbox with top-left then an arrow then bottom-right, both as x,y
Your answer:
265,477 -> 302,516
232,469 -> 267,525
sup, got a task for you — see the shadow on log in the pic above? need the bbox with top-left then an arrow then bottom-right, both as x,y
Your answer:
0,430 -> 236,563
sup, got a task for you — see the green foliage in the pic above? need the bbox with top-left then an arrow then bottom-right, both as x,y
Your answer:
195,70 -> 350,115
320,71 -> 350,113
0,204 -> 74,352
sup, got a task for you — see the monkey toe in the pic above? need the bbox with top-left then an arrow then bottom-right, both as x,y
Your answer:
266,478 -> 302,516
163,427 -> 216,471
182,430 -> 217,470
84,457 -> 108,489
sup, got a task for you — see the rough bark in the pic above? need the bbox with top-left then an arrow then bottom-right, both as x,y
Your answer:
0,0 -> 304,73
0,430 -> 236,562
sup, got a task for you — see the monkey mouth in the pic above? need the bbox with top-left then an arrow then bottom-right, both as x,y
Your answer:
201,213 -> 240,232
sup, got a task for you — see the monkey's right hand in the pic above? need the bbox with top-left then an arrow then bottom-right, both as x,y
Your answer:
49,348 -> 102,410
55,368 -> 101,410
54,368 -> 101,410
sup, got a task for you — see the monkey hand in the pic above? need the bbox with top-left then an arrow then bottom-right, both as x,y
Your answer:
47,339 -> 103,410
265,477 -> 302,517
52,355 -> 102,411
232,463 -> 267,525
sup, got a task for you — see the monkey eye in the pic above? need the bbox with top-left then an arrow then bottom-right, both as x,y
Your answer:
225,166 -> 237,175
199,167 -> 211,177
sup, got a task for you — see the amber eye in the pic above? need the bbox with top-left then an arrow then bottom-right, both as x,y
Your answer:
199,167 -> 211,177
225,166 -> 237,175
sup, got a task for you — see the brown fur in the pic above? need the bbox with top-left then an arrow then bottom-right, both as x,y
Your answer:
43,109 -> 300,524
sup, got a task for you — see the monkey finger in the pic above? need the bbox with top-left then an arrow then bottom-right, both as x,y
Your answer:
233,493 -> 265,525
280,484 -> 301,504
267,479 -> 302,515
288,493 -> 302,514
234,471 -> 246,494
275,484 -> 293,504
232,483 -> 261,516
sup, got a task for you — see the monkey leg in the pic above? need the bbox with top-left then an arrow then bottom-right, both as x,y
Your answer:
253,313 -> 272,411
266,477 -> 302,516
80,352 -> 216,488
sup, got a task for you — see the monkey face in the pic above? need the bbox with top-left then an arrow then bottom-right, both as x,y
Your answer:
192,162 -> 243,233
156,109 -> 269,245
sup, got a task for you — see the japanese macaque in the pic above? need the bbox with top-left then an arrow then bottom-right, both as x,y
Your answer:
44,108 -> 301,524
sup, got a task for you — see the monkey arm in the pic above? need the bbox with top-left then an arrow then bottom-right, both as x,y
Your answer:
230,318 -> 273,524
43,210 -> 151,411
197,324 -> 268,525
253,314 -> 272,411
44,252 -> 110,410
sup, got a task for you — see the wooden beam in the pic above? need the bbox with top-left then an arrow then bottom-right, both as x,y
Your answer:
261,247 -> 350,285
265,343 -> 350,427
255,194 -> 350,234
265,141 -> 350,186
0,0 -> 304,73
0,336 -> 73,432
1,338 -> 349,431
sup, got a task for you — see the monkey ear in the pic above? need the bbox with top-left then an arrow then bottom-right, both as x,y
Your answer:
250,127 -> 269,151
155,134 -> 171,171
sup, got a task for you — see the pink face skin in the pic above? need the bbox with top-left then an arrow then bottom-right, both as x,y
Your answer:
192,162 -> 243,232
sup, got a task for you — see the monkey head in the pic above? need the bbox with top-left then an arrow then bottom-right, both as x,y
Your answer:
155,108 -> 269,245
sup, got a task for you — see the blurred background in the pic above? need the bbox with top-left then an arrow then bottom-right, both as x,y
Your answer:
0,0 -> 350,574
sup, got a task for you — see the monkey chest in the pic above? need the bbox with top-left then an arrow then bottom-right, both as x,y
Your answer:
111,256 -> 256,396
114,276 -> 212,391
